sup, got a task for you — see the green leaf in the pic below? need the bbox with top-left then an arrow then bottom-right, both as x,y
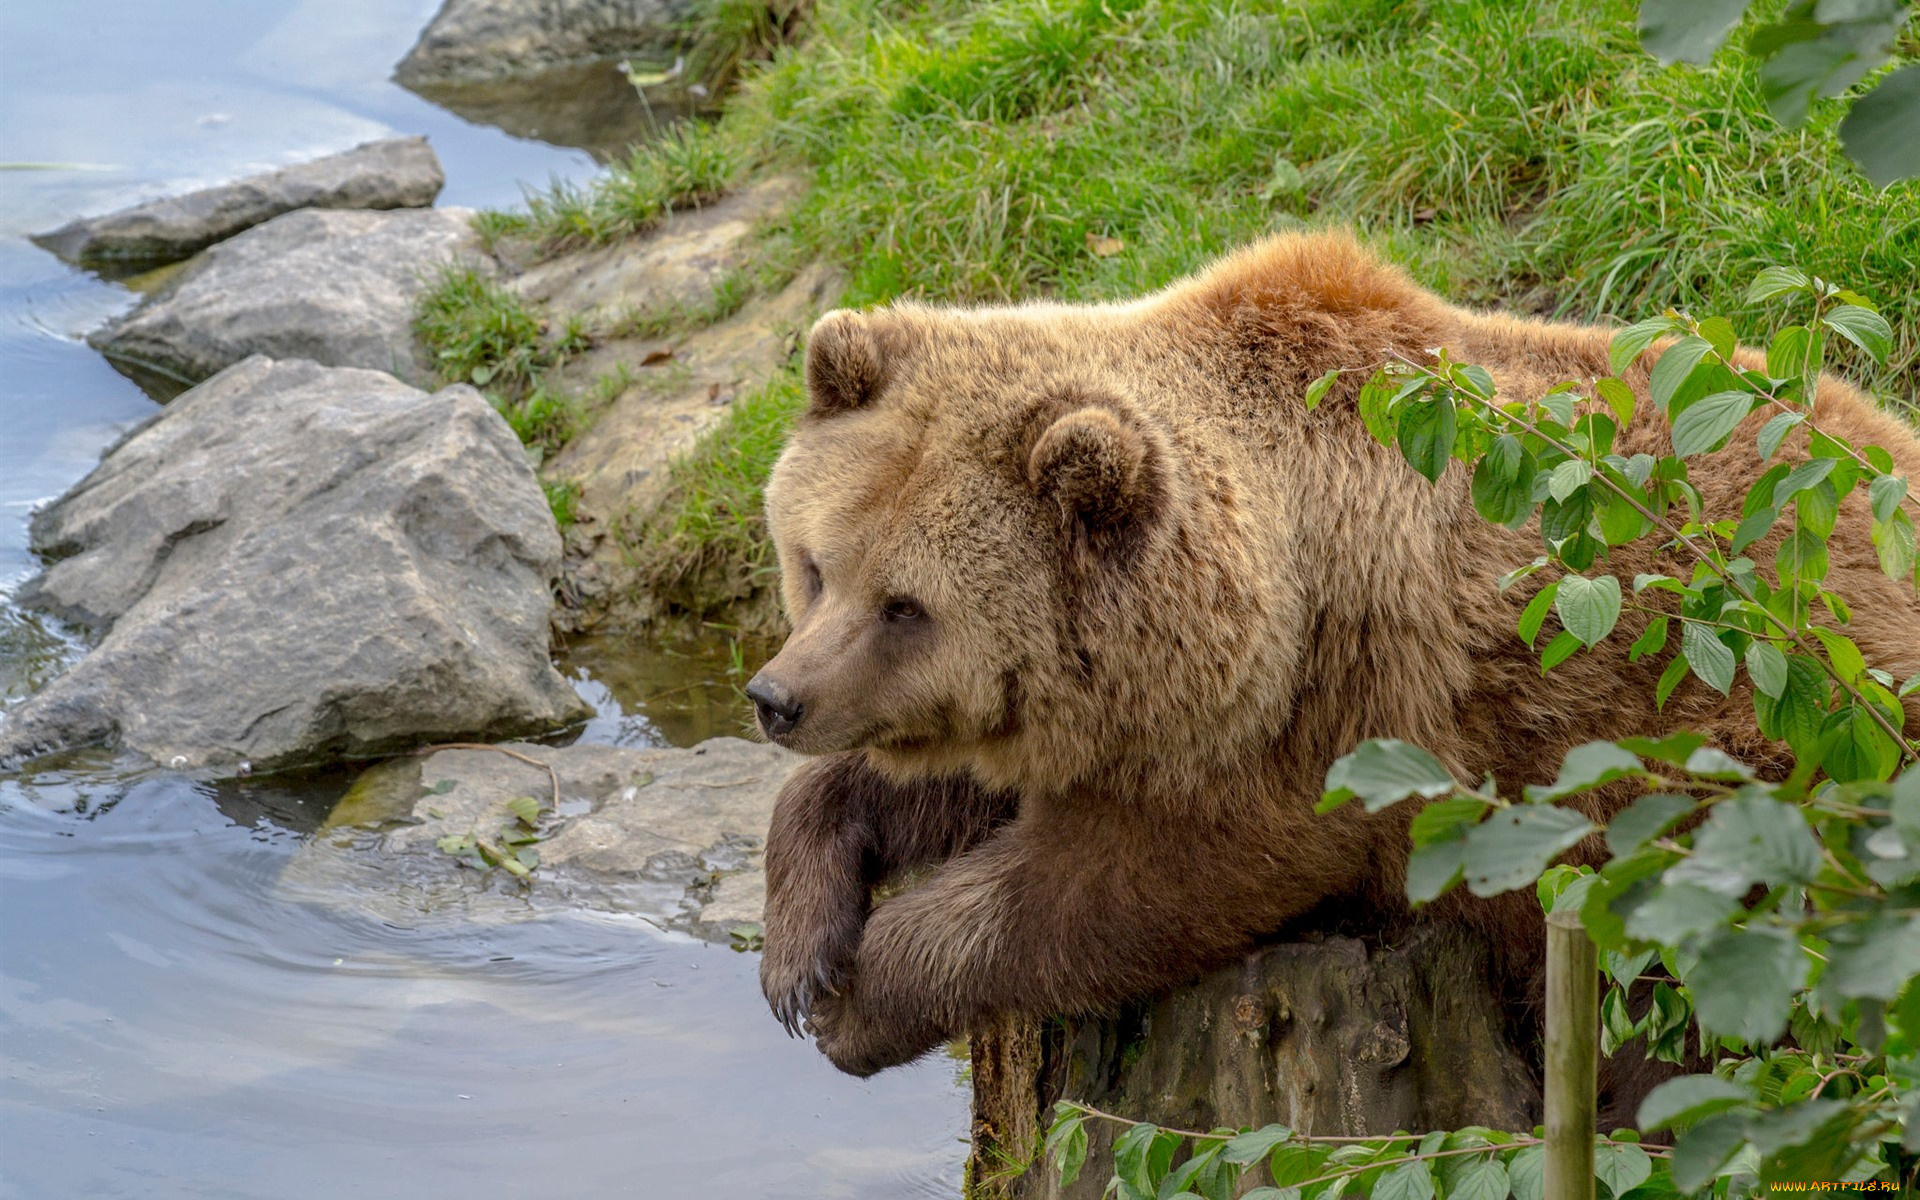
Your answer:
1648,336 -> 1715,413
1638,0 -> 1752,64
1680,621 -> 1736,695
1811,626 -> 1867,684
1756,13 -> 1902,129
1595,376 -> 1637,428
1409,796 -> 1492,847
1696,316 -> 1738,363
1406,836 -> 1466,904
1637,1074 -> 1753,1132
1547,458 -> 1590,504
1527,740 -> 1645,803
1766,326 -> 1811,383
1746,266 -> 1812,305
507,795 -> 541,827
1624,881 -> 1738,942
1770,457 -> 1836,508
1670,390 -> 1757,457
1839,62 -> 1920,187
1629,615 -> 1669,662
1506,1145 -> 1544,1200
1667,790 -> 1820,895
1618,731 -> 1708,763
1755,410 -> 1805,460
1555,575 -> 1622,648
1819,701 -> 1902,783
1397,394 -> 1456,483
1463,805 -> 1595,896
1822,915 -> 1920,1000
1303,369 -> 1340,412
1453,364 -> 1496,398
1221,1125 -> 1292,1165
1358,380 -> 1397,445
1606,792 -> 1697,857
1609,316 -> 1675,376
1687,924 -> 1807,1042
1594,1142 -> 1653,1198
1445,1158 -> 1506,1200
1656,651 -> 1691,709
1112,1122 -> 1176,1192
1370,1159 -> 1433,1200
1753,654 -> 1829,756
1321,740 -> 1457,812
1874,508 -> 1917,580
1518,581 -> 1560,648
1745,640 -> 1788,699
1539,628 -> 1583,673
1869,472 -> 1908,523
1471,435 -> 1537,527
1669,1114 -> 1750,1192
1822,303 -> 1894,363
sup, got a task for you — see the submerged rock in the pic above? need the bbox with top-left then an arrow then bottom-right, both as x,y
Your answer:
88,206 -> 483,398
394,0 -> 694,86
281,737 -> 795,940
0,357 -> 589,773
31,137 -> 445,268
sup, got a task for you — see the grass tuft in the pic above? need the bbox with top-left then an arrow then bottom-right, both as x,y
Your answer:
493,120 -> 742,253
634,365 -> 808,613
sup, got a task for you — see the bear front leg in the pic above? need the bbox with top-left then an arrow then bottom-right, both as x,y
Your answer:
759,752 -> 1016,1036
805,812 -> 1294,1077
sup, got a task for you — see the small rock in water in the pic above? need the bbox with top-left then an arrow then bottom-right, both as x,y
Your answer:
32,137 -> 445,268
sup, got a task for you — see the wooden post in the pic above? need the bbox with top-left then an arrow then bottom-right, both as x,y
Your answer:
1544,910 -> 1597,1200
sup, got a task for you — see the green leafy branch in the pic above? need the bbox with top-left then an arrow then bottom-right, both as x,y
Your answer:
1056,268 -> 1920,1195
1045,1101 -> 1667,1200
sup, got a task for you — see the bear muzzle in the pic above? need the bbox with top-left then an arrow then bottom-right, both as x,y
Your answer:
746,673 -> 806,741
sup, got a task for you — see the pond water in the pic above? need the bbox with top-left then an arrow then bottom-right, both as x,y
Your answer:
0,4 -> 969,1197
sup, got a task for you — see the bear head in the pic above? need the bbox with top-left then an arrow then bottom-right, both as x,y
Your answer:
748,301 -> 1286,792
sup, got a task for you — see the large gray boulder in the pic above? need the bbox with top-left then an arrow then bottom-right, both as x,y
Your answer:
88,206 -> 482,398
281,737 -> 795,937
395,0 -> 695,86
31,137 -> 445,267
0,357 -> 590,773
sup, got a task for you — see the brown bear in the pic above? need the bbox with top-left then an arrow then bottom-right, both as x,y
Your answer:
746,230 -> 1920,1084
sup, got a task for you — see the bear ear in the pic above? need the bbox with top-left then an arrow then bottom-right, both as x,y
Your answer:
805,309 -> 890,416
1027,401 -> 1165,551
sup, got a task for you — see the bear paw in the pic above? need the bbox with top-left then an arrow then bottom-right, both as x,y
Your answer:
759,910 -> 862,1037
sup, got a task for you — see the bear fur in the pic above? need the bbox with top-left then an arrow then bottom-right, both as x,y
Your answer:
749,231 -> 1920,1091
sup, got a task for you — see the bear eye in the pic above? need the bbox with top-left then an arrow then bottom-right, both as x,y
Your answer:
881,596 -> 925,623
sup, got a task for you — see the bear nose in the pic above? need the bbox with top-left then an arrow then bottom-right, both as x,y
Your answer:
746,674 -> 805,739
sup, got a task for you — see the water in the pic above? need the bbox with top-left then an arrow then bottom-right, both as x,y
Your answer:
0,4 -> 969,1196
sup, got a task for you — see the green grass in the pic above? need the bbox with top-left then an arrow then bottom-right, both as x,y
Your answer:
634,365 -> 808,615
472,0 -> 1920,619
495,120 -> 741,251
714,0 -> 1916,391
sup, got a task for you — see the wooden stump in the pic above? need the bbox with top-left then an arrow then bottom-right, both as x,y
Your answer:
968,927 -> 1542,1199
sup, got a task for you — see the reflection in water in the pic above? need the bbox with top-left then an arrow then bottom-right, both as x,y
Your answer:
0,764 -> 968,1200
560,628 -> 772,748
401,60 -> 709,164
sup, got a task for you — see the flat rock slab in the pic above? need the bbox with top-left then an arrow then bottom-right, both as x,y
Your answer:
395,0 -> 694,86
511,176 -> 806,326
1,357 -> 588,773
281,737 -> 797,940
32,137 -> 445,268
89,206 -> 484,398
